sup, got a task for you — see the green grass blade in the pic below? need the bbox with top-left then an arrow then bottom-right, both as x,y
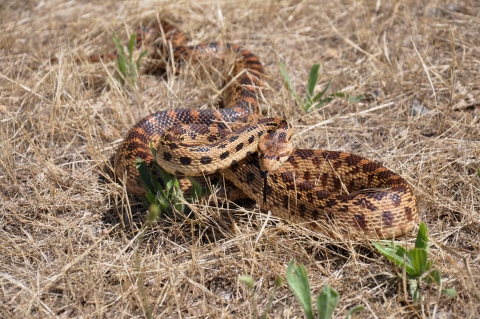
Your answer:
442,289 -> 456,299
346,305 -> 365,319
425,260 -> 432,272
137,50 -> 148,68
347,94 -> 364,103
414,222 -> 429,251
279,62 -> 301,105
187,177 -> 204,199
128,33 -> 136,65
409,279 -> 421,303
311,77 -> 332,103
305,63 -> 320,104
144,189 -> 156,206
311,96 -> 334,111
407,248 -> 428,278
286,260 -> 314,319
148,141 -> 157,159
136,158 -> 154,191
316,285 -> 339,319
424,269 -> 441,286
239,275 -> 254,290
374,242 -> 415,274
112,33 -> 127,81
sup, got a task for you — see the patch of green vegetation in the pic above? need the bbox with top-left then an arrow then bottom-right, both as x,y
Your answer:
112,32 -> 148,89
279,62 -> 363,113
374,222 -> 456,304
240,260 -> 364,318
136,142 -> 208,218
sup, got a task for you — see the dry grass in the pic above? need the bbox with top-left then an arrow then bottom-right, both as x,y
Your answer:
1,0 -> 480,318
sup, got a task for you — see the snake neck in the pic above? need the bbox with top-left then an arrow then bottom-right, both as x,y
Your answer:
155,118 -> 292,177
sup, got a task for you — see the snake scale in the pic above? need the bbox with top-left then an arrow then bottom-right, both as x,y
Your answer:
113,21 -> 418,238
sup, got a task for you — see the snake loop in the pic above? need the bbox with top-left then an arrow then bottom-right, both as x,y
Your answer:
114,21 -> 418,238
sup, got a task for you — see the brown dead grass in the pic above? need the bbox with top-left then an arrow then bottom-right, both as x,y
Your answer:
1,0 -> 480,318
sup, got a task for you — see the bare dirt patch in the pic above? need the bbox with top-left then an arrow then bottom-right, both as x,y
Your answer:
1,0 -> 479,318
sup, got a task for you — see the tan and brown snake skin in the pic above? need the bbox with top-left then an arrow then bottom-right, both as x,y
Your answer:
113,21 -> 418,238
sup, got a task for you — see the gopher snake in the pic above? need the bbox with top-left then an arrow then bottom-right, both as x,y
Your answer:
113,21 -> 418,238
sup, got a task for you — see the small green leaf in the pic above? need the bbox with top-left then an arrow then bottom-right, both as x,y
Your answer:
112,33 -> 128,84
311,78 -> 333,103
149,170 -> 163,193
136,158 -> 154,191
316,285 -> 339,319
156,196 -> 170,212
424,269 -> 441,286
157,165 -> 173,186
374,242 -> 415,274
148,141 -> 157,159
173,201 -> 185,214
331,92 -> 346,98
442,288 -> 456,299
305,63 -> 320,104
239,275 -> 254,290
410,280 -> 422,303
128,33 -> 136,62
347,94 -> 364,103
144,189 -> 156,205
311,96 -> 334,110
137,50 -> 148,68
286,260 -> 314,319
346,305 -> 365,319
415,222 -> 429,251
165,175 -> 176,191
425,260 -> 433,272
188,177 -> 205,199
279,62 -> 302,106
146,204 -> 161,222
408,248 -> 428,278
274,275 -> 283,288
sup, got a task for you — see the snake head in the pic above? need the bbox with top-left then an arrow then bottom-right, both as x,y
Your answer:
258,135 -> 293,205
258,138 -> 293,173
257,120 -> 294,173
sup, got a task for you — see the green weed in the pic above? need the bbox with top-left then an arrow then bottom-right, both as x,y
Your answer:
240,260 -> 364,318
286,260 -> 364,319
374,222 -> 456,303
135,142 -> 208,218
279,62 -> 363,113
112,32 -> 148,89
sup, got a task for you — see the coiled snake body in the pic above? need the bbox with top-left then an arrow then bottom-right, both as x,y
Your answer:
114,22 -> 418,238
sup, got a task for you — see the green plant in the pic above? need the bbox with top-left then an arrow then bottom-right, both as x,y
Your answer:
240,260 -> 364,319
279,62 -> 363,113
136,142 -> 208,218
374,222 -> 456,303
239,274 -> 283,319
112,32 -> 148,88
286,260 -> 363,319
